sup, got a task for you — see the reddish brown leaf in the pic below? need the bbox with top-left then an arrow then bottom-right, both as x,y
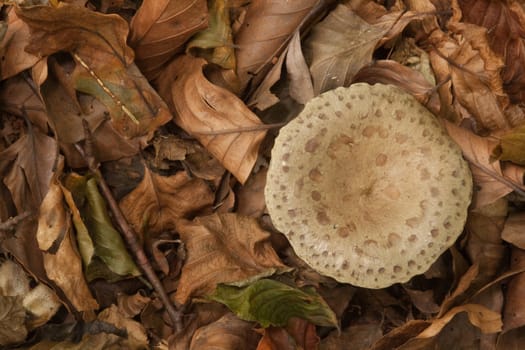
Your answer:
321,324 -> 382,350
129,0 -> 208,80
156,55 -> 268,184
174,213 -> 289,304
503,248 -> 525,331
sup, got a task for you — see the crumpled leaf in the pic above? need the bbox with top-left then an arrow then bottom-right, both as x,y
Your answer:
286,30 -> 314,105
0,296 -> 26,346
498,123 -> 525,165
502,248 -> 525,331
36,164 -> 99,312
501,212 -> 525,249
186,0 -> 235,70
129,0 -> 208,80
209,278 -> 338,328
428,18 -> 511,131
174,213 -> 289,304
234,0 -> 319,91
156,55 -> 267,184
98,304 -> 149,350
189,313 -> 260,350
305,5 -> 423,94
119,167 -> 214,238
257,318 -> 319,350
17,4 -> 172,142
458,0 -> 525,105
0,8 -> 40,80
320,323 -> 382,350
63,174 -> 141,281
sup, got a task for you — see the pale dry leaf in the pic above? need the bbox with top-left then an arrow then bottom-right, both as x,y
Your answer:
502,248 -> 525,332
156,55 -> 268,184
501,212 -> 525,249
246,50 -> 285,110
234,0 -> 320,91
174,213 -> 289,304
129,0 -> 208,80
119,167 -> 214,237
98,304 -> 149,349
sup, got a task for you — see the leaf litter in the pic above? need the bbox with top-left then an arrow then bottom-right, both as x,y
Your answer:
1,0 -> 525,348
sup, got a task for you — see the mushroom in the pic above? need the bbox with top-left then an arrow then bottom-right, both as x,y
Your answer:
265,83 -> 472,289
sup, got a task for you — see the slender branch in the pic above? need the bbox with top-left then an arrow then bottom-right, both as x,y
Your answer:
0,211 -> 32,231
76,120 -> 183,333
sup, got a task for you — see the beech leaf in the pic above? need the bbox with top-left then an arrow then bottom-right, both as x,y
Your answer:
129,0 -> 208,80
209,279 -> 338,328
174,213 -> 289,304
156,55 -> 267,184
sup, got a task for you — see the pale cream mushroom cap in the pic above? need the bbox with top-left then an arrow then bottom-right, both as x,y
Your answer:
265,83 -> 472,289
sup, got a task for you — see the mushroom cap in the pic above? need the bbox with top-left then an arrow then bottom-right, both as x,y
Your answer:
265,83 -> 472,289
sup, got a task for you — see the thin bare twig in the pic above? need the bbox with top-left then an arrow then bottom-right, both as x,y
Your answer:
0,211 -> 32,232
76,120 -> 183,333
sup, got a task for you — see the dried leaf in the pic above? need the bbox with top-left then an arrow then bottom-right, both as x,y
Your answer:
189,313 -> 260,350
174,213 -> 289,304
286,30 -> 314,105
186,0 -> 235,70
502,248 -> 525,331
502,212 -> 525,249
98,304 -> 149,350
236,168 -> 267,218
36,166 -> 99,312
210,279 -> 338,328
129,0 -> 208,80
235,0 -> 319,91
119,167 -> 214,237
458,0 -> 525,104
321,324 -> 382,350
443,121 -> 520,207
17,4 -> 172,142
499,123 -> 525,165
257,318 -> 319,350
417,304 -> 502,338
0,296 -> 26,346
0,9 -> 40,80
428,21 -> 511,131
156,55 -> 267,184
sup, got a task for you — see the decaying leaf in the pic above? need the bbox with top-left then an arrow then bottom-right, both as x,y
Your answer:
0,296 -> 26,346
189,313 -> 260,350
17,4 -> 172,142
174,213 -> 289,304
320,323 -> 383,350
156,55 -> 268,184
97,304 -> 149,349
119,167 -> 214,237
129,0 -> 208,80
210,278 -> 338,328
186,0 -> 235,70
502,248 -> 525,331
501,212 -> 525,249
257,318 -> 319,350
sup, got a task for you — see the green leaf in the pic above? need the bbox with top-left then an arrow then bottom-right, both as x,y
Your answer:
209,279 -> 338,328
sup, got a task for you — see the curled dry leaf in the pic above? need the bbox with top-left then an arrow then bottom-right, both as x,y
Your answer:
257,318 -> 319,350
36,166 -> 99,312
17,4 -> 172,142
320,324 -> 383,350
234,0 -> 319,91
501,212 -> 525,249
119,167 -> 214,237
129,0 -> 208,80
174,213 -> 289,304
502,248 -> 525,331
156,55 -> 268,184
189,313 -> 260,350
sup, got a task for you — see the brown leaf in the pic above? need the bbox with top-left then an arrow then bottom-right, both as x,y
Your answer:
156,55 -> 268,184
256,318 -> 318,350
417,304 -> 502,337
286,30 -> 314,105
502,212 -> 525,249
321,324 -> 382,350
129,0 -> 208,80
369,320 -> 430,350
190,313 -> 260,350
174,213 -> 289,304
98,304 -> 149,349
234,0 -> 319,91
17,4 -> 172,142
458,0 -> 525,105
235,168 -> 267,218
428,20 -> 511,131
119,167 -> 214,237
443,121 -> 522,207
502,248 -> 525,331
0,8 -> 40,80
36,161 -> 99,312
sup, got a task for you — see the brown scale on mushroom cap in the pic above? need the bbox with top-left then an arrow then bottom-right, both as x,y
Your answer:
265,83 -> 473,289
